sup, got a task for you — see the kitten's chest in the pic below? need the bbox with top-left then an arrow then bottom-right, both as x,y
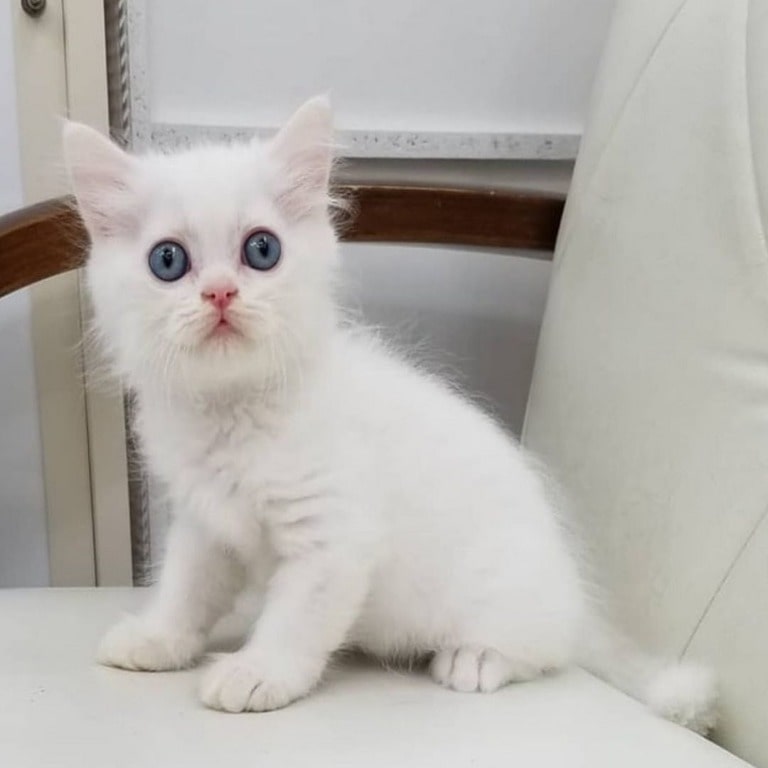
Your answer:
138,399 -> 332,542
154,416 -> 278,503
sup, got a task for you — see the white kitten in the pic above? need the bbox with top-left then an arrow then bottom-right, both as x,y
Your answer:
63,98 -> 716,733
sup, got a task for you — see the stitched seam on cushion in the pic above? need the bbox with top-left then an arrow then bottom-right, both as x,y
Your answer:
682,503 -> 768,656
554,0 -> 692,265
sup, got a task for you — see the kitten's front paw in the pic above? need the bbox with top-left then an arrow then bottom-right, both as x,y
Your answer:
199,651 -> 319,713
98,615 -> 203,671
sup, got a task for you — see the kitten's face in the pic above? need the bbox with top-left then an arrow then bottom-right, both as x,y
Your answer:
64,98 -> 338,393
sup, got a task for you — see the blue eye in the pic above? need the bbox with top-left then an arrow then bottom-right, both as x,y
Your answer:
148,241 -> 189,282
243,230 -> 281,271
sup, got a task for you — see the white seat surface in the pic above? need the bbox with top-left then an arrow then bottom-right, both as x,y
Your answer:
0,588 -> 750,767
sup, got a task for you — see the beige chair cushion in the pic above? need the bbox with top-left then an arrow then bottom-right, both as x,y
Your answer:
523,0 -> 768,764
0,589 -> 748,767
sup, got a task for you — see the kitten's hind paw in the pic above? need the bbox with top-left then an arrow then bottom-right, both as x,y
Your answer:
430,646 -> 540,693
97,615 -> 203,671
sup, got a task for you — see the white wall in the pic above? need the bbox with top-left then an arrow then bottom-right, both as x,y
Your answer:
145,0 -> 615,140
0,3 -> 49,587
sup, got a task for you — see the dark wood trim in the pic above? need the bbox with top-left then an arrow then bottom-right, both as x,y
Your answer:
0,186 -> 563,298
0,198 -> 88,299
339,184 -> 564,252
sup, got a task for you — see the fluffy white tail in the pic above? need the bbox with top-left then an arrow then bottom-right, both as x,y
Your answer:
578,615 -> 718,735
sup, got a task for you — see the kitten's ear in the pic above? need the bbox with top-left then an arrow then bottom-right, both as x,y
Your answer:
267,96 -> 334,220
62,121 -> 140,240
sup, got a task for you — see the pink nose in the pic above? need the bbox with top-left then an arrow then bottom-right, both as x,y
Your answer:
201,284 -> 238,311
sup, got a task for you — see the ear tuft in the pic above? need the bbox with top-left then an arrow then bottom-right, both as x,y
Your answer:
268,96 -> 335,220
62,121 -> 140,240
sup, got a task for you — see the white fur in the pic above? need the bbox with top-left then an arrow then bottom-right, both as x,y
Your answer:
645,664 -> 719,735
63,98 -> 717,729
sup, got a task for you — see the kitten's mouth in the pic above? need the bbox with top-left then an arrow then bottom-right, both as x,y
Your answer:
208,315 -> 241,339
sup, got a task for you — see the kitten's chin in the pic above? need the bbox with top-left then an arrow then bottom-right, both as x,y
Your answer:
149,334 -> 298,397
133,317 -> 328,397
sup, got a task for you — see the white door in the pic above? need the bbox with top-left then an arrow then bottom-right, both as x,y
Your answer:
2,0 -> 132,587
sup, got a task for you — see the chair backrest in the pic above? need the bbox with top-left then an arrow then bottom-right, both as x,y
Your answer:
523,1 -> 768,764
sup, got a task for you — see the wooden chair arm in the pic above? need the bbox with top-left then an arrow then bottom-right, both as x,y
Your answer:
0,185 -> 563,298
